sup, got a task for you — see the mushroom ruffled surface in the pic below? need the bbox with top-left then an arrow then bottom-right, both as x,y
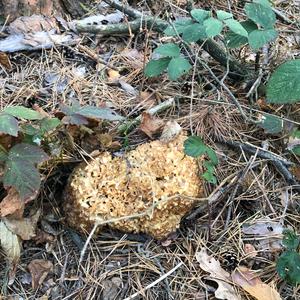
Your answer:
64,135 -> 203,239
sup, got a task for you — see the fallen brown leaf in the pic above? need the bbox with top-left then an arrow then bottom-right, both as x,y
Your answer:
0,188 -> 24,218
160,121 -> 182,143
107,69 -> 120,82
28,259 -> 53,290
0,52 -> 12,70
140,112 -> 164,138
195,248 -> 240,300
231,266 -> 281,300
243,244 -> 257,258
33,229 -> 55,244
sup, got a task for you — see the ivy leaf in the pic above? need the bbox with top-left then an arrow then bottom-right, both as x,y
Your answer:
4,106 -> 43,120
245,3 -> 276,29
258,114 -> 283,134
191,9 -> 210,24
224,19 -> 248,37
203,17 -> 223,37
184,136 -> 207,157
3,143 -> 49,200
163,18 -> 194,36
226,20 -> 257,48
182,23 -> 207,43
0,113 -> 19,137
276,251 -> 300,285
153,43 -> 180,57
248,29 -> 277,50
144,57 -> 171,77
266,60 -> 300,104
216,10 -> 233,20
167,57 -> 191,80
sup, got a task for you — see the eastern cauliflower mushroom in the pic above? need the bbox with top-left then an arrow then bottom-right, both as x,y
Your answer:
64,134 -> 203,239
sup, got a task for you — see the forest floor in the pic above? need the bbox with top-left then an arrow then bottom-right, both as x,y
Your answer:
0,0 -> 300,299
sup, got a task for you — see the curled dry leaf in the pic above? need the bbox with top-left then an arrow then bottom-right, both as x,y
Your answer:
195,248 -> 240,300
231,266 -> 281,300
28,259 -> 53,290
160,120 -> 182,143
4,210 -> 40,240
0,52 -> 12,70
0,188 -> 24,218
140,112 -> 165,138
107,69 -> 120,82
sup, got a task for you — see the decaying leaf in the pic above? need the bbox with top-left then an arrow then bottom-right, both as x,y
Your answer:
195,248 -> 240,300
4,210 -> 40,240
102,277 -> 122,300
0,188 -> 24,218
160,120 -> 182,143
28,259 -> 53,290
243,244 -> 257,258
0,52 -> 12,70
231,266 -> 281,300
107,69 -> 120,82
140,112 -> 165,138
242,220 -> 284,251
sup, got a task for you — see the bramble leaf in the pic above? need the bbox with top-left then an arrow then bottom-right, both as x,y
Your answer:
245,3 -> 276,29
4,106 -> 43,120
167,57 -> 191,80
163,19 -> 194,36
224,19 -> 248,37
182,23 -> 207,43
0,114 -> 19,137
78,106 -> 124,121
248,29 -> 277,50
191,9 -> 210,24
204,17 -> 223,37
276,251 -> 300,285
282,230 -> 300,251
216,10 -> 233,20
184,136 -> 207,157
258,114 -> 283,134
266,60 -> 300,104
153,43 -> 180,57
144,57 -> 171,77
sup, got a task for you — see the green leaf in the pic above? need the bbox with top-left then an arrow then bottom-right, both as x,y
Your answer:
182,23 -> 207,43
248,29 -> 277,50
153,43 -> 180,57
3,143 -> 49,200
276,251 -> 300,285
0,148 -> 8,161
202,171 -> 217,184
254,0 -> 272,8
204,160 -> 215,173
144,58 -> 171,77
226,20 -> 257,48
282,230 -> 300,251
164,18 -> 194,36
206,147 -> 218,165
78,106 -> 124,121
216,10 -> 233,20
292,146 -> 300,156
191,9 -> 210,24
40,117 -> 61,133
167,57 -> 192,80
224,19 -> 248,37
4,106 -> 43,120
266,60 -> 300,104
258,114 -> 283,134
245,3 -> 276,29
204,17 -> 223,37
0,113 -> 19,137
184,136 -> 207,157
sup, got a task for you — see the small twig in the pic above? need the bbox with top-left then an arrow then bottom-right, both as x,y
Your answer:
117,97 -> 175,134
123,261 -> 183,300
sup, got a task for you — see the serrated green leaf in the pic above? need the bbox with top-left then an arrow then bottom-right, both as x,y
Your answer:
282,230 -> 300,251
182,23 -> 207,43
40,117 -> 61,133
167,57 -> 191,80
266,60 -> 300,104
4,106 -> 43,120
153,43 -> 180,57
216,10 -> 233,20
224,19 -> 248,37
163,18 -> 194,36
144,58 -> 171,77
226,20 -> 257,48
248,29 -> 277,50
204,17 -> 223,37
258,114 -> 283,134
206,147 -> 218,165
245,3 -> 276,29
191,9 -> 210,24
202,171 -> 217,184
0,113 -> 19,137
184,136 -> 207,157
276,251 -> 300,285
78,106 -> 124,121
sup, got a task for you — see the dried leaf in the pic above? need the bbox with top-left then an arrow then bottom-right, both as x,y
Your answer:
0,52 -> 12,70
140,112 -> 165,138
4,210 -> 40,240
231,266 -> 281,300
243,244 -> 257,258
0,188 -> 24,218
160,120 -> 182,143
107,69 -> 120,82
195,248 -> 240,300
28,259 -> 53,290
